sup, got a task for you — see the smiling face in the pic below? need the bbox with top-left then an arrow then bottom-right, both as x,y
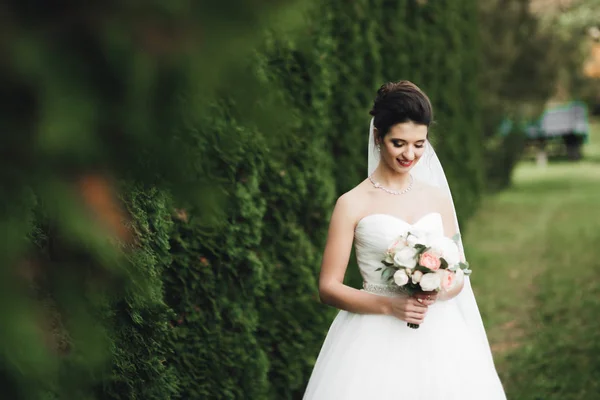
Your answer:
377,121 -> 428,172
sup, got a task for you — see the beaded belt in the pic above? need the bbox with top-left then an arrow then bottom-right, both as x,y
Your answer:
362,282 -> 407,296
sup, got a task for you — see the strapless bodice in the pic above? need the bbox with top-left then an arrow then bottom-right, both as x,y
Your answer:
354,213 -> 444,287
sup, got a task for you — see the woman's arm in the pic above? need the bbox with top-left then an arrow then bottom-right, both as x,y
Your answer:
318,194 -> 392,314
318,194 -> 428,324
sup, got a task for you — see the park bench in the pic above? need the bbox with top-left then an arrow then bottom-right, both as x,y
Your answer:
524,101 -> 590,161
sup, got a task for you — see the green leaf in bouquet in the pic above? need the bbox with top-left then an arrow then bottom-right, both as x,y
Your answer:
414,244 -> 427,252
381,267 -> 395,282
381,268 -> 390,281
375,267 -> 382,271
414,265 -> 430,274
405,283 -> 418,295
457,262 -> 471,274
440,258 -> 448,269
382,261 -> 394,267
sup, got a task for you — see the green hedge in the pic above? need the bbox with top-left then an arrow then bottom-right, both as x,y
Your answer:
164,109 -> 272,399
160,8 -> 338,398
0,1 -> 315,398
96,186 -> 179,400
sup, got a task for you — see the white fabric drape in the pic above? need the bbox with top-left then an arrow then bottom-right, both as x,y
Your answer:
367,118 -> 496,367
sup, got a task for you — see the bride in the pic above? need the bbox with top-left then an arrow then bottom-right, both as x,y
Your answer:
303,81 -> 506,399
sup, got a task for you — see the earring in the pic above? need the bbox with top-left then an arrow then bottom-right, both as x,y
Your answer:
377,143 -> 381,152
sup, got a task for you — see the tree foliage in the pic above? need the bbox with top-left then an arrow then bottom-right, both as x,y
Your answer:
477,0 -> 571,190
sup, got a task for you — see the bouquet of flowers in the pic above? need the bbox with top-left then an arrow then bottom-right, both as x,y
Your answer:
377,230 -> 472,329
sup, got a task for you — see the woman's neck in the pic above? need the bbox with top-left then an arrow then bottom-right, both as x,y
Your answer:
370,165 -> 412,191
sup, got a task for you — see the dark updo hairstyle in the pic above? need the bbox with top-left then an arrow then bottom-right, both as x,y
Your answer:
369,81 -> 433,141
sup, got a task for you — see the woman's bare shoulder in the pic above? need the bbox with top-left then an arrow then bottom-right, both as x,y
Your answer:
334,180 -> 372,221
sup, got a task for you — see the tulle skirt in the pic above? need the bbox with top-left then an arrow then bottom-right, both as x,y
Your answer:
303,298 -> 506,400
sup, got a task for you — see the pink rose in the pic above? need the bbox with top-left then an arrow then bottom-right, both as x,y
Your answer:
419,251 -> 441,271
441,270 -> 455,290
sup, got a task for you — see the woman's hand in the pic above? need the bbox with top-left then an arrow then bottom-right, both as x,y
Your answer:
414,291 -> 438,306
388,295 -> 429,325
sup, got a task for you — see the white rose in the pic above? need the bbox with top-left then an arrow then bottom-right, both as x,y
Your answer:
406,230 -> 431,248
405,232 -> 420,247
393,269 -> 409,286
411,270 -> 423,284
429,236 -> 461,267
393,247 -> 418,269
387,236 -> 407,253
419,272 -> 442,291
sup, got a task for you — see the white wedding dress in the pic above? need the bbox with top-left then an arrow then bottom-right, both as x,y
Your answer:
303,212 -> 506,400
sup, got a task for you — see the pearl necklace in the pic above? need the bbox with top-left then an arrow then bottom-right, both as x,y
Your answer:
368,174 -> 414,195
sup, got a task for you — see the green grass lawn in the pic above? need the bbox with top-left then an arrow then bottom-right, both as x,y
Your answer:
465,118 -> 600,399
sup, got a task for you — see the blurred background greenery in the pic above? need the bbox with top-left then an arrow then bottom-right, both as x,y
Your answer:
0,0 -> 598,399
467,117 -> 600,400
